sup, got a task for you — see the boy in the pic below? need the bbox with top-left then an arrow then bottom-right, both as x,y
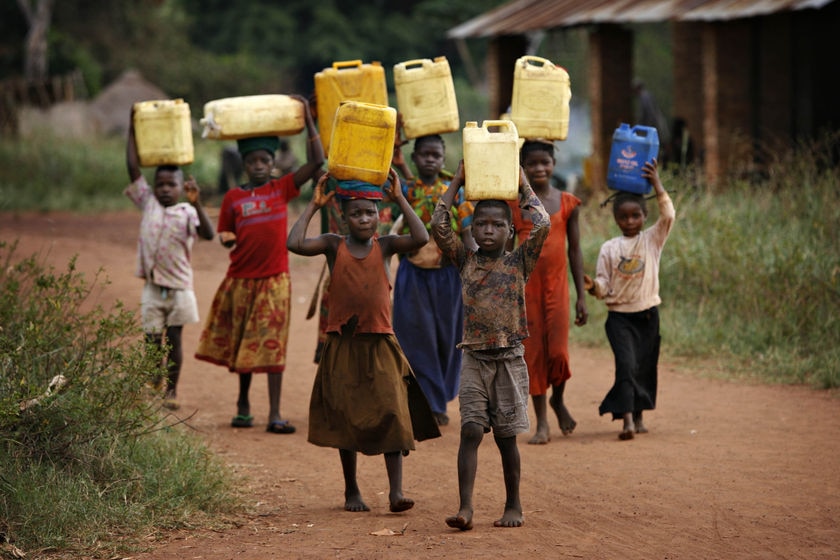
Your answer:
432,160 -> 550,530
125,108 -> 215,409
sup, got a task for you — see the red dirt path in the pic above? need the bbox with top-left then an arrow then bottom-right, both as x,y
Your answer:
3,209 -> 839,560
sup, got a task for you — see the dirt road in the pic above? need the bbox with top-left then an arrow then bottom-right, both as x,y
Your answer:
4,209 -> 839,560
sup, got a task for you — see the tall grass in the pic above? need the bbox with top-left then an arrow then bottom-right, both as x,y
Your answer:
574,133 -> 840,388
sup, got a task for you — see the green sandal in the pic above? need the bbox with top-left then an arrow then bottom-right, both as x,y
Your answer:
231,414 -> 254,428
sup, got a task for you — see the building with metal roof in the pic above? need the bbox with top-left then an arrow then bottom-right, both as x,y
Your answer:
448,0 -> 839,186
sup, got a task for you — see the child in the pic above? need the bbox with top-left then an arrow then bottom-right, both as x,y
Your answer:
433,161 -> 550,530
584,158 -> 675,440
513,141 -> 588,445
392,134 -> 474,426
286,170 -> 439,513
195,94 -> 324,433
125,108 -> 215,410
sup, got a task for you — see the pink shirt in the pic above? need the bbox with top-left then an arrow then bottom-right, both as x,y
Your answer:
124,176 -> 199,290
592,192 -> 675,312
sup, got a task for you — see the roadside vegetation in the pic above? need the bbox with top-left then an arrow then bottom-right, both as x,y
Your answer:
0,244 -> 242,557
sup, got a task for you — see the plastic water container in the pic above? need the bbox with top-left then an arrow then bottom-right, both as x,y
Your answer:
132,99 -> 194,167
393,56 -> 459,139
314,60 -> 388,155
606,123 -> 660,194
510,55 -> 571,141
462,120 -> 520,200
327,101 -> 396,186
200,94 -> 305,140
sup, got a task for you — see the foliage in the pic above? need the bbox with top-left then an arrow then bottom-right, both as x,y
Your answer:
0,243 -> 241,555
573,132 -> 840,388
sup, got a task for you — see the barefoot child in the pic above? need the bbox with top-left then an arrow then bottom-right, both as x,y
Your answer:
513,140 -> 588,445
584,158 -> 675,440
125,107 -> 215,410
287,170 -> 440,513
432,161 -> 550,530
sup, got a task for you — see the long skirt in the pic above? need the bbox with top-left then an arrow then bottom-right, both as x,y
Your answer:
194,273 -> 291,374
598,307 -> 660,420
392,261 -> 463,414
309,332 -> 439,455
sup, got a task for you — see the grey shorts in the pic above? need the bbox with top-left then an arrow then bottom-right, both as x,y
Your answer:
459,344 -> 530,438
141,283 -> 199,333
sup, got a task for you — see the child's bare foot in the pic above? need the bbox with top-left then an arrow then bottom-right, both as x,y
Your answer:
633,412 -> 648,433
493,507 -> 524,528
619,413 -> 635,440
445,509 -> 473,531
527,427 -> 550,445
344,491 -> 370,512
389,494 -> 414,513
549,392 -> 576,435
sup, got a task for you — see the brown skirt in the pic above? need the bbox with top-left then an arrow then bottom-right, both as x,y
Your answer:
195,273 -> 291,374
308,332 -> 439,455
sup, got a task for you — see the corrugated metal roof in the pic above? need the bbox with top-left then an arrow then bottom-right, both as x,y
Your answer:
448,0 -> 835,38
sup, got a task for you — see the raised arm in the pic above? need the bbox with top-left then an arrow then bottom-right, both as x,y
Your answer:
291,95 -> 325,188
287,173 -> 338,257
126,107 -> 141,182
379,168 -> 428,256
184,175 -> 215,240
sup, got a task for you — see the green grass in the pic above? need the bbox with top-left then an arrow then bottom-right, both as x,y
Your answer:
573,133 -> 840,388
0,244 -> 243,557
0,132 -> 224,213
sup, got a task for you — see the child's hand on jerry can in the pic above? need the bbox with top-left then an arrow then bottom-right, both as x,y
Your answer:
383,168 -> 402,202
518,166 -> 530,191
312,173 -> 335,208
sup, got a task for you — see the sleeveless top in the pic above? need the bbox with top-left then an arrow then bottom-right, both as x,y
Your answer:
326,239 -> 393,335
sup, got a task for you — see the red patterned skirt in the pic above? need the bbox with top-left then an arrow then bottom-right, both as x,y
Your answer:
195,273 -> 291,374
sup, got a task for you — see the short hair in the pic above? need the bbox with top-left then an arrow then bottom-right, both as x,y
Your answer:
474,199 -> 512,223
154,165 -> 182,180
413,134 -> 445,153
519,140 -> 555,163
612,191 -> 647,216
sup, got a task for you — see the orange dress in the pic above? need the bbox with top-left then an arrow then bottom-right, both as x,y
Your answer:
512,191 -> 581,395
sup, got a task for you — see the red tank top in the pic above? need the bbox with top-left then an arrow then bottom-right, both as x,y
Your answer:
326,239 -> 393,335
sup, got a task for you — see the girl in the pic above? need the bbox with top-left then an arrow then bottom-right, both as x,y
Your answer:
194,94 -> 324,434
585,158 -> 675,440
286,170 -> 439,513
392,134 -> 474,426
513,140 -> 588,445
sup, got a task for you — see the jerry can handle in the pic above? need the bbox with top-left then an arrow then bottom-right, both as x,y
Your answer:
518,55 -> 553,68
333,60 -> 363,70
481,119 -> 515,133
397,59 -> 431,70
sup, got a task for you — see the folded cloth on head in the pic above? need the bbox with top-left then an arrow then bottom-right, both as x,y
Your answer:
336,179 -> 383,200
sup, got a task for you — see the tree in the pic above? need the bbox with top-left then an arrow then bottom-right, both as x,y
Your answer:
17,0 -> 54,81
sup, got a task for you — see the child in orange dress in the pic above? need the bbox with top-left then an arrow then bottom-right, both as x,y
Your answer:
513,141 -> 588,444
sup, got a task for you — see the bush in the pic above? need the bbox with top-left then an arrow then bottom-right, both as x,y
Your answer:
0,242 -> 240,556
